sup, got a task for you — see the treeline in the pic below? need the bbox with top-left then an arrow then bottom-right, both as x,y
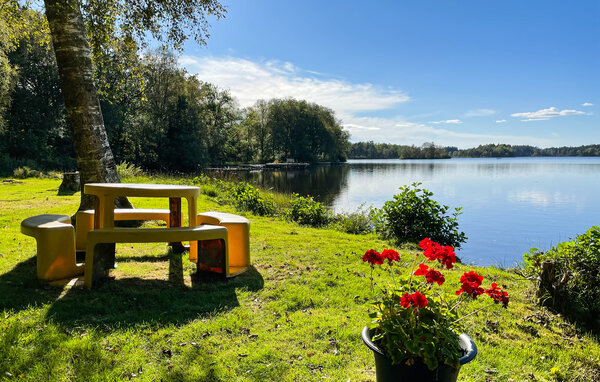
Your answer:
350,141 -> 600,159
0,9 -> 349,175
452,144 -> 600,158
349,141 -> 452,159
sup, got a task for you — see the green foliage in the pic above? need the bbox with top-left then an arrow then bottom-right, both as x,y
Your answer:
453,143 -> 600,158
245,98 -> 350,163
371,183 -> 467,248
287,193 -> 329,227
228,182 -> 276,216
524,226 -> 600,331
349,141 -> 451,159
12,166 -> 41,179
116,161 -> 144,179
332,204 -> 374,234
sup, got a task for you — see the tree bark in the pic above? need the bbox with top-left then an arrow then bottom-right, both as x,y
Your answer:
44,0 -> 131,211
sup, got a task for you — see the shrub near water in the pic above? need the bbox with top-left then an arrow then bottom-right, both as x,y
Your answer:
370,182 -> 467,248
229,182 -> 276,216
287,193 -> 329,227
524,226 -> 600,331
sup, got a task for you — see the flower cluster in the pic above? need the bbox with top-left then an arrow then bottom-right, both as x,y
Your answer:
400,291 -> 428,308
362,238 -> 510,370
419,238 -> 457,269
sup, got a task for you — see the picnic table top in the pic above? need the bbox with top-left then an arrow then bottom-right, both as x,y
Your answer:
84,183 -> 201,198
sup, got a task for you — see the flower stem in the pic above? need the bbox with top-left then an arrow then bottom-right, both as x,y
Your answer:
452,302 -> 496,324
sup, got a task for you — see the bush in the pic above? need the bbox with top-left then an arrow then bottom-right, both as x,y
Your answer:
229,182 -> 276,216
370,182 -> 467,248
116,161 -> 144,179
13,166 -> 41,179
287,194 -> 329,227
524,226 -> 600,331
332,204 -> 374,234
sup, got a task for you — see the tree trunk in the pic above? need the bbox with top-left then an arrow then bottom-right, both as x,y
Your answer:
44,0 -> 132,211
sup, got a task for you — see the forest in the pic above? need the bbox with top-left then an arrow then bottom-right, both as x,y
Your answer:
0,8 -> 350,175
348,142 -> 600,159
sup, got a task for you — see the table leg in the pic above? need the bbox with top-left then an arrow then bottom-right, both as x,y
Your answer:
169,197 -> 186,253
92,195 -> 116,281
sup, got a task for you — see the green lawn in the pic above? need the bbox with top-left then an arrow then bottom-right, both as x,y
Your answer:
1,178 -> 599,381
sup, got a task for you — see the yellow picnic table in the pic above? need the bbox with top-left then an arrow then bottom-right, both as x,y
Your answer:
84,183 -> 201,229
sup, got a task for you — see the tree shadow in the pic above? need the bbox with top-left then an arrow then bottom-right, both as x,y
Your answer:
45,266 -> 263,329
0,257 -> 63,310
0,255 -> 264,329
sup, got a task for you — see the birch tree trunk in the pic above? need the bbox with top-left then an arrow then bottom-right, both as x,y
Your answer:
44,0 -> 131,211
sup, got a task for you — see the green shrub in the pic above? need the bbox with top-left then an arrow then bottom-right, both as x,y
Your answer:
201,184 -> 220,197
332,204 -> 374,234
287,194 -> 329,227
229,182 -> 276,216
524,226 -> 600,331
12,166 -> 41,179
116,161 -> 144,179
370,182 -> 467,248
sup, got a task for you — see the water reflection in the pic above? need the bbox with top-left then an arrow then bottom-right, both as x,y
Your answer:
206,158 -> 600,267
206,164 -> 350,206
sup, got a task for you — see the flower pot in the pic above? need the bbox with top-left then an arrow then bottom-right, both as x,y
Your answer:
361,327 -> 477,382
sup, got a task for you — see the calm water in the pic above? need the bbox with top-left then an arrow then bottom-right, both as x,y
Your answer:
209,158 -> 600,266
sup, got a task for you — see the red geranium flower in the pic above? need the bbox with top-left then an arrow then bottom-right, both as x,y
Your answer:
419,238 -> 433,250
400,291 -> 428,308
425,269 -> 445,286
362,249 -> 383,265
381,249 -> 400,265
420,240 -> 457,269
414,263 -> 429,276
436,245 -> 457,269
460,271 -> 483,285
456,271 -> 485,298
414,263 -> 445,286
485,283 -> 510,308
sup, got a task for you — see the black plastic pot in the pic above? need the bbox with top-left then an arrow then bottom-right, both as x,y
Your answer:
361,327 -> 477,382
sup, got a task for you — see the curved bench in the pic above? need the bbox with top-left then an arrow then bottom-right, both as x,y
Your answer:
84,225 -> 229,288
196,212 -> 251,277
75,208 -> 176,251
21,214 -> 83,281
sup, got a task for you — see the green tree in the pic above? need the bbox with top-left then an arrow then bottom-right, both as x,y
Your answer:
39,0 -> 225,209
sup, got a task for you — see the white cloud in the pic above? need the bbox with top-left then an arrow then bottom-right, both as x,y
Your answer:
344,115 -> 555,148
496,120 -> 507,123
431,119 -> 462,124
465,109 -> 496,117
179,55 -> 561,149
179,56 -> 409,113
583,102 -> 593,107
511,106 -> 585,121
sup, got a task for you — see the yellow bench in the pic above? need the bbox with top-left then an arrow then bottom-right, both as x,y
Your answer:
20,214 -> 83,281
197,212 -> 251,277
84,225 -> 229,288
75,208 -> 176,251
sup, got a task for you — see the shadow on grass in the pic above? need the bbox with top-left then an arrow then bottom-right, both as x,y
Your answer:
0,255 -> 264,329
0,257 -> 63,310
45,265 -> 263,329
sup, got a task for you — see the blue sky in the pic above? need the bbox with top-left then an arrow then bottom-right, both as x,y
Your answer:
178,1 -> 599,148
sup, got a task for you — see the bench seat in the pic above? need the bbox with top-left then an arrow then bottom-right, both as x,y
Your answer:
84,225 -> 229,288
76,208 -> 177,251
21,214 -> 83,281
197,212 -> 251,277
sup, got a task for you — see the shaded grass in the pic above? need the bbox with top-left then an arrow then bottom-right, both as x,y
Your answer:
0,178 -> 599,381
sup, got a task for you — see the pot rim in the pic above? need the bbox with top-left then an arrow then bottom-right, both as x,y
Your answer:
361,326 -> 478,365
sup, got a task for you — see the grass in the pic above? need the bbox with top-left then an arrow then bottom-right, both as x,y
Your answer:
1,177 -> 599,381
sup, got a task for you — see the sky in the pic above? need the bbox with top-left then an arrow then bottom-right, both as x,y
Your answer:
177,1 -> 599,149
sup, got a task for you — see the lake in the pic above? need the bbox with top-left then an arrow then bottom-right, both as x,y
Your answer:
209,157 -> 600,267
